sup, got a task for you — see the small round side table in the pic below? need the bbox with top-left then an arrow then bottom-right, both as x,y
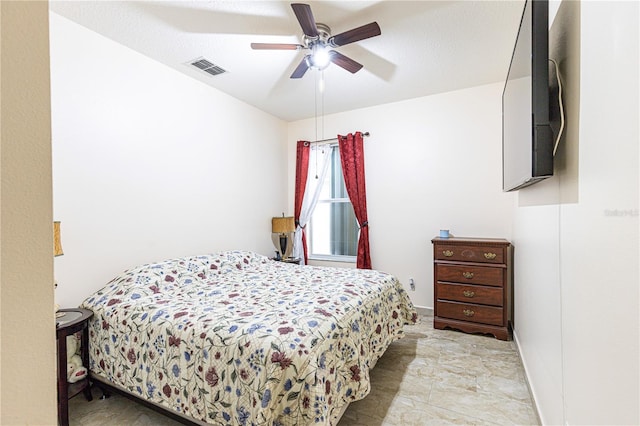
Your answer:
56,308 -> 93,426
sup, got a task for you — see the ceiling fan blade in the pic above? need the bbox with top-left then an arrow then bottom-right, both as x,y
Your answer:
291,3 -> 318,38
329,51 -> 363,74
251,43 -> 303,50
290,56 -> 311,79
329,22 -> 381,47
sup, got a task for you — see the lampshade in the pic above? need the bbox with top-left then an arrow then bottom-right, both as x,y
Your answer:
53,221 -> 64,257
272,216 -> 295,234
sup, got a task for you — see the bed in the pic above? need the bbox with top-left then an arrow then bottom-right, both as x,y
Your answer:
80,250 -> 417,425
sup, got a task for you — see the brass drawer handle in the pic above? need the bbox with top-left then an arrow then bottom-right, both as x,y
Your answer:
463,309 -> 475,317
463,290 -> 475,298
462,272 -> 474,279
443,250 -> 454,257
484,252 -> 497,260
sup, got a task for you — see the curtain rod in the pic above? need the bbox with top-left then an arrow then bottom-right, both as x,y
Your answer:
305,131 -> 370,146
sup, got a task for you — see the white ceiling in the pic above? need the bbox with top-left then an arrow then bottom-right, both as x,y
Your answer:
49,0 -> 525,122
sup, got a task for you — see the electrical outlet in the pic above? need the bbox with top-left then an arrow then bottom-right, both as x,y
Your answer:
409,278 -> 415,291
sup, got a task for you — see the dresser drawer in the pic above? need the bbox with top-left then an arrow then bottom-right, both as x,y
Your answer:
436,301 -> 504,326
434,243 -> 504,264
436,264 -> 504,287
436,282 -> 503,306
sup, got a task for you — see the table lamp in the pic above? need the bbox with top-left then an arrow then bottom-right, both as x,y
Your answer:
54,221 -> 64,315
54,221 -> 64,257
272,215 -> 295,259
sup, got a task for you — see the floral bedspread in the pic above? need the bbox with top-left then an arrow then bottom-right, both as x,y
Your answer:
81,250 -> 417,425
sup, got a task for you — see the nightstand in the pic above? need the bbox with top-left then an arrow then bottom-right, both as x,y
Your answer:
56,308 -> 93,426
271,257 -> 302,265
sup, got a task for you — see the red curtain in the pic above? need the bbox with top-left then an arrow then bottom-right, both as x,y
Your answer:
294,141 -> 310,264
338,132 -> 371,269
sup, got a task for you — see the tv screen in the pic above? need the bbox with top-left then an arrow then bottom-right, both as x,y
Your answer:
502,0 -> 553,192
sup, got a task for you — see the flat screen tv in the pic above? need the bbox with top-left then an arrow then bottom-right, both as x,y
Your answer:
502,0 -> 553,192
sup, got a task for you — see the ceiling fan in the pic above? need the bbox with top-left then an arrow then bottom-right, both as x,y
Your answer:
250,3 -> 381,79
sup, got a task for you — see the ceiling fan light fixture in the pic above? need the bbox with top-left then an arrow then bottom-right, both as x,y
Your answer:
310,44 -> 330,70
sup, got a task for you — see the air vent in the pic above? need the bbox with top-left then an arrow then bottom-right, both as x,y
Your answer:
188,57 -> 227,76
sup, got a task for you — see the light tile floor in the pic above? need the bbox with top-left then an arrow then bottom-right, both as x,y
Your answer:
69,313 -> 539,425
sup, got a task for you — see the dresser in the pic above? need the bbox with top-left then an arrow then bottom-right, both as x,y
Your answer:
432,237 -> 512,340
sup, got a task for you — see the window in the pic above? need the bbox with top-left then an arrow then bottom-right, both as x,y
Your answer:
308,145 -> 358,262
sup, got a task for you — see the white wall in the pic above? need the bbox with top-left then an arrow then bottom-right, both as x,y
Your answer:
288,83 -> 516,309
1,1 -> 57,423
513,1 -> 639,424
50,14 -> 289,308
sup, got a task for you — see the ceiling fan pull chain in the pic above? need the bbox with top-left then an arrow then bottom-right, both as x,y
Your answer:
314,69 -> 319,179
320,70 -> 325,147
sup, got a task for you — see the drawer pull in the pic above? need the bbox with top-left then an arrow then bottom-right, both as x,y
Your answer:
463,309 -> 475,317
463,290 -> 475,298
484,252 -> 497,260
443,250 -> 454,257
462,272 -> 474,279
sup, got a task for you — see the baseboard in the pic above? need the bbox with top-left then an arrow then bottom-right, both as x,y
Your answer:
413,305 -> 433,316
512,329 -> 544,425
